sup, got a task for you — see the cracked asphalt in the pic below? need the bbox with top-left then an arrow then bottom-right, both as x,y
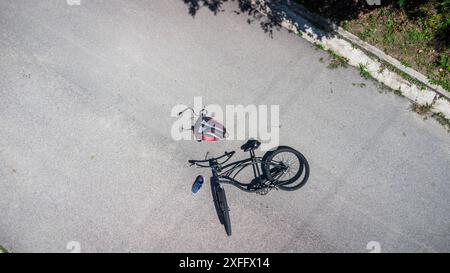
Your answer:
0,0 -> 449,252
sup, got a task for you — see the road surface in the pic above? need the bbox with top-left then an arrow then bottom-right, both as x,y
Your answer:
0,0 -> 449,252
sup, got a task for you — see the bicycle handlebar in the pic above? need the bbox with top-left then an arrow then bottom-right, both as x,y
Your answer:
188,151 -> 236,167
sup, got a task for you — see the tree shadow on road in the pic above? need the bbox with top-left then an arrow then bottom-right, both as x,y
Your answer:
178,0 -> 389,40
181,0 -> 333,39
183,0 -> 226,16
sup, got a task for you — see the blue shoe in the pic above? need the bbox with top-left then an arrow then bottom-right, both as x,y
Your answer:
191,175 -> 204,194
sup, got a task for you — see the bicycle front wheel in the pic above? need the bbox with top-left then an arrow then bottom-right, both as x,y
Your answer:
262,146 -> 310,191
216,186 -> 232,236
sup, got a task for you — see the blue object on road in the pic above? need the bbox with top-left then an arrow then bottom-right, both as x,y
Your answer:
192,175 -> 204,194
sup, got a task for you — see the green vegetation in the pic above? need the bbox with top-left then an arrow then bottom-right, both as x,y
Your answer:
327,49 -> 349,69
359,63 -> 371,79
316,47 -> 349,69
411,102 -> 433,116
295,0 -> 450,92
432,112 -> 450,132
430,78 -> 450,90
439,54 -> 450,71
410,102 -> 450,132
313,42 -> 326,50
393,88 -> 404,97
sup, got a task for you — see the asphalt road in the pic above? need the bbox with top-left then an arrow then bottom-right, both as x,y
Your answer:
0,0 -> 449,253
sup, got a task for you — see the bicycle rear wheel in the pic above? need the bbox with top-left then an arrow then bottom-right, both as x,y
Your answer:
262,146 -> 310,191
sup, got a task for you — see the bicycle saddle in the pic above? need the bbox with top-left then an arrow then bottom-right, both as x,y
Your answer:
241,139 -> 261,152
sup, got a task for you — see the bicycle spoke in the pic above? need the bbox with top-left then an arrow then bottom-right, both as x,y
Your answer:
270,151 -> 301,181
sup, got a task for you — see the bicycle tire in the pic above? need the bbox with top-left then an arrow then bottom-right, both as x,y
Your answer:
216,186 -> 232,236
262,146 -> 310,191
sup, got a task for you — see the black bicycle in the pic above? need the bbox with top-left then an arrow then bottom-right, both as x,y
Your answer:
188,139 -> 310,236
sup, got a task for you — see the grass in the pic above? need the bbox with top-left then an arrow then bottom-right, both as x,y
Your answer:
360,27 -> 376,40
432,112 -> 450,132
313,42 -> 326,50
411,102 -> 433,115
359,63 -> 371,79
430,78 -> 450,90
345,5 -> 450,92
315,46 -> 349,69
401,60 -> 411,68
439,55 -> 450,71
327,49 -> 349,69
410,102 -> 450,132
393,88 -> 404,97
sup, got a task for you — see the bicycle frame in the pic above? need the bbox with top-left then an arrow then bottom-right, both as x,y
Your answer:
207,150 -> 268,193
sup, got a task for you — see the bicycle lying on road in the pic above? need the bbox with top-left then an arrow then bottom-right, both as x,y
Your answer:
188,139 -> 310,236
